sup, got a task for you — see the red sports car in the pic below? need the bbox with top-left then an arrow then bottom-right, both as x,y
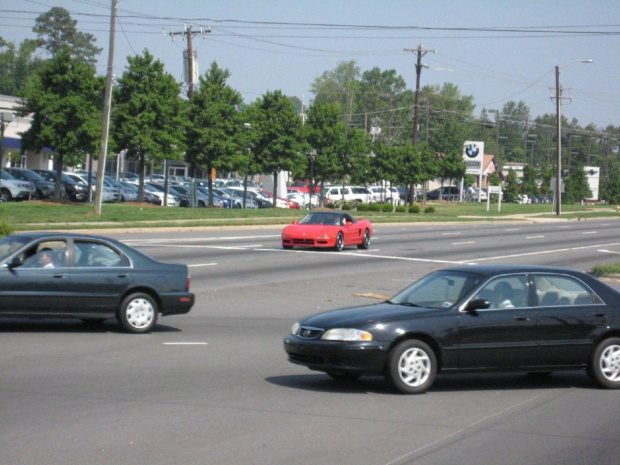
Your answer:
281,211 -> 373,251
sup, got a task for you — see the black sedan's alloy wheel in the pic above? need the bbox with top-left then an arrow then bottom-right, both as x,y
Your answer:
590,337 -> 620,389
386,339 -> 437,394
118,292 -> 159,334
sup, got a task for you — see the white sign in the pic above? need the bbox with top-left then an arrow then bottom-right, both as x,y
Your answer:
463,141 -> 484,176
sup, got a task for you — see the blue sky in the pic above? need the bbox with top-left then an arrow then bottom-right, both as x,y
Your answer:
3,1 -> 619,129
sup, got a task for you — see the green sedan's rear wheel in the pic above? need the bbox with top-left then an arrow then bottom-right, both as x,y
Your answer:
386,339 -> 437,394
118,292 -> 158,334
335,232 -> 344,252
357,229 -> 371,249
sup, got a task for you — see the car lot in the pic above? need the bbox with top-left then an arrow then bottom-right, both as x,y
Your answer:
2,220 -> 620,464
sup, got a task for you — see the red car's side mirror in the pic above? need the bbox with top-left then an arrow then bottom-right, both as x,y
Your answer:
292,220 -> 299,225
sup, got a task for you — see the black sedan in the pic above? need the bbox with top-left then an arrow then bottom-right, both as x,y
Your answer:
284,265 -> 620,394
0,232 -> 195,333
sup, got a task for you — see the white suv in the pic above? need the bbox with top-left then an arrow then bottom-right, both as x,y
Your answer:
1,169 -> 35,201
323,186 -> 376,204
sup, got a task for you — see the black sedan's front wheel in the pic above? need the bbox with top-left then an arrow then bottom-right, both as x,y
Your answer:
118,293 -> 159,333
386,339 -> 437,394
589,337 -> 620,389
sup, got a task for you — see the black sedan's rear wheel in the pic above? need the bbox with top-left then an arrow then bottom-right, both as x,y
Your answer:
589,337 -> 620,389
118,292 -> 158,333
357,229 -> 371,249
335,232 -> 344,252
386,339 -> 437,394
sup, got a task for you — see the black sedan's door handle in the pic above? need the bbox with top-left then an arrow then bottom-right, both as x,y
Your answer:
52,274 -> 66,279
592,312 -> 606,317
117,274 -> 128,278
514,316 -> 530,321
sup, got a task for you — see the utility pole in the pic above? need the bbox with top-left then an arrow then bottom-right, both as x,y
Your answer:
168,25 -> 211,99
404,44 -> 435,204
404,45 -> 435,146
94,0 -> 117,216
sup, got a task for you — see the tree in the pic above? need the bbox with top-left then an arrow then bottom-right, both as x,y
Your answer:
521,164 -> 539,197
187,62 -> 244,205
503,169 -> 520,203
251,90 -> 304,205
33,7 -> 101,66
17,48 -> 104,198
112,50 -> 186,201
0,38 -> 44,96
563,166 -> 592,203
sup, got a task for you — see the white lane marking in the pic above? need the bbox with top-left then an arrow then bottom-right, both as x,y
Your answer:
452,241 -> 475,245
505,228 -> 522,232
163,342 -> 208,346
472,242 -> 620,263
442,232 -> 461,236
598,249 -> 620,255
526,235 -> 544,239
137,244 -> 262,250
188,263 -> 218,267
257,247 -> 463,264
582,231 -> 597,235
558,226 -> 571,229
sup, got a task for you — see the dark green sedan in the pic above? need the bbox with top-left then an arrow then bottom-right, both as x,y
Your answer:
0,232 -> 194,333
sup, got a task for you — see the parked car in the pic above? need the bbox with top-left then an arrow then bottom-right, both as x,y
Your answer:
323,185 -> 376,204
143,182 -> 180,206
1,169 -> 35,202
105,176 -> 137,202
0,232 -> 195,333
426,186 -> 460,201
287,190 -> 319,209
284,265 -> 620,394
4,167 -> 55,199
282,211 -> 372,251
64,172 -> 119,203
367,186 -> 402,204
32,169 -> 89,202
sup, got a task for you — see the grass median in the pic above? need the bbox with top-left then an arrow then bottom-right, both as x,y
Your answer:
1,200 -> 617,231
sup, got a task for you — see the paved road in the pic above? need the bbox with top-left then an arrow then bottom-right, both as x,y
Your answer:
2,219 -> 620,465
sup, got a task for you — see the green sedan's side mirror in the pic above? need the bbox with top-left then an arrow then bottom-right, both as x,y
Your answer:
464,299 -> 490,314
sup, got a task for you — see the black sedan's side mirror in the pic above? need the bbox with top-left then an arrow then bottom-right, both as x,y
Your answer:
8,256 -> 23,269
464,299 -> 490,314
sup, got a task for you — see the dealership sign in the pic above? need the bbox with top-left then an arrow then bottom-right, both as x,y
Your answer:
463,141 -> 484,175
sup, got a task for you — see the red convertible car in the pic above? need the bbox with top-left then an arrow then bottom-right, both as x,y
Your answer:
281,211 -> 372,251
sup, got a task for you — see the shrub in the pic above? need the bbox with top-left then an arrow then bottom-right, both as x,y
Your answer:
0,222 -> 13,237
424,206 -> 436,214
369,202 -> 382,212
395,205 -> 407,213
325,202 -> 336,209
342,202 -> 353,211
408,205 -> 420,214
356,203 -> 369,212
381,203 -> 394,213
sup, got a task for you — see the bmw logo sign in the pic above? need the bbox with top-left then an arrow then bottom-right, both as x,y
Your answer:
465,144 -> 480,158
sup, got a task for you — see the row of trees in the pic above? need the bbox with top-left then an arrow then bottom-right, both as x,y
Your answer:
3,7 -> 620,205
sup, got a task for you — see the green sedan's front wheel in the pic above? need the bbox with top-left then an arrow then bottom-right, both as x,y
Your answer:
118,292 -> 158,334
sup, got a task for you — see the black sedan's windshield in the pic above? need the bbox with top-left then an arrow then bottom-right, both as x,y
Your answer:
389,270 -> 483,309
0,236 -> 31,262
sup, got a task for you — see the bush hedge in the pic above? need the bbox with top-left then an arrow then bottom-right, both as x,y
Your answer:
408,205 -> 420,214
356,203 -> 369,212
395,205 -> 407,213
381,203 -> 394,213
0,222 -> 14,237
342,202 -> 353,211
369,202 -> 382,212
424,206 -> 436,214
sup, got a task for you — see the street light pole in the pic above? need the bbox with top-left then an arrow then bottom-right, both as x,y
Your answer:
555,59 -> 592,216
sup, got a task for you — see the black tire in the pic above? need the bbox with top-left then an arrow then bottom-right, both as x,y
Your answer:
385,339 -> 437,394
357,229 -> 371,249
198,200 -> 206,207
117,292 -> 158,334
0,188 -> 10,202
589,337 -> 620,389
335,232 -> 344,252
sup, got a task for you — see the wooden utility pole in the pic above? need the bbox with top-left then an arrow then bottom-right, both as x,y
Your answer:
94,0 -> 117,216
168,25 -> 211,99
404,44 -> 435,203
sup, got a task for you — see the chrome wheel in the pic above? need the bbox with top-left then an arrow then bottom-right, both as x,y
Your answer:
357,229 -> 370,249
335,233 -> 344,252
590,338 -> 620,389
386,340 -> 436,394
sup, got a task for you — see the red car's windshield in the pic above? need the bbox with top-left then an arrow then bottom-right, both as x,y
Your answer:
299,212 -> 356,226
